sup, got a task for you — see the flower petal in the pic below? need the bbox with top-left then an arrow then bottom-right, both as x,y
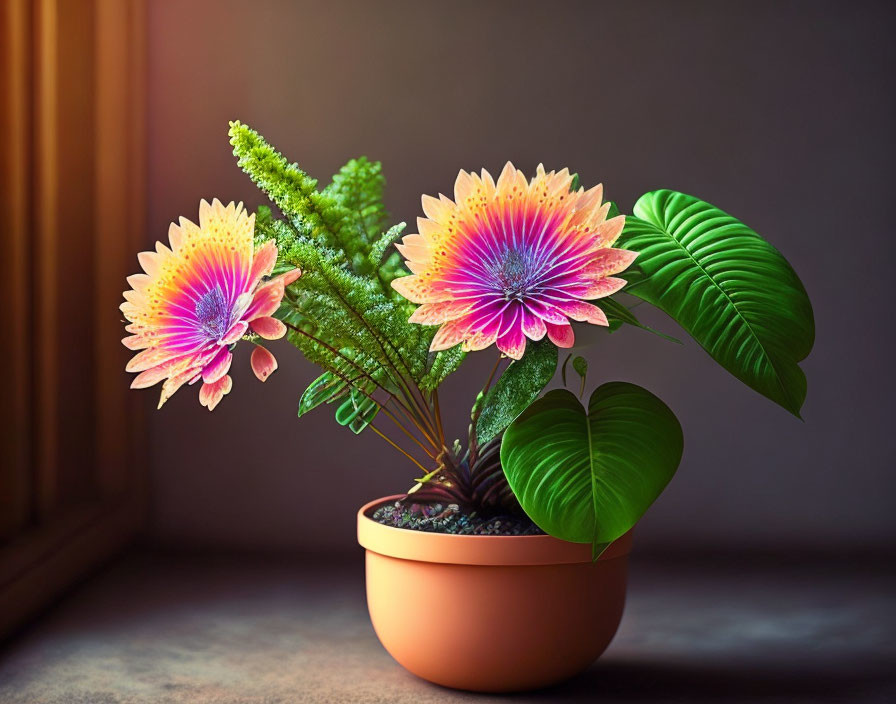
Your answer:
546,322 -> 575,348
408,300 -> 473,325
496,323 -> 527,360
202,346 -> 232,384
392,274 -> 446,304
578,276 -> 627,300
130,366 -> 169,389
587,248 -> 638,277
596,215 -> 626,246
430,319 -> 468,351
521,306 -> 547,341
461,328 -> 499,352
245,279 -> 285,320
221,320 -> 249,345
122,335 -> 148,350
556,300 -> 609,326
523,298 -> 568,325
279,268 -> 302,287
158,367 -> 199,409
199,374 -> 233,411
249,240 -> 278,284
250,345 -> 278,382
250,316 -> 287,340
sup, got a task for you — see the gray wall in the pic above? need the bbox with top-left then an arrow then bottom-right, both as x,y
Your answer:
145,0 -> 895,553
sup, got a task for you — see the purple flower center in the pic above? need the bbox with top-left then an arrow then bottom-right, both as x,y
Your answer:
195,285 -> 231,340
490,248 -> 535,301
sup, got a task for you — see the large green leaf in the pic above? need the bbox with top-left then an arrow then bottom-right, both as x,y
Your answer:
475,339 -> 558,446
618,190 -> 814,417
501,384 -> 682,556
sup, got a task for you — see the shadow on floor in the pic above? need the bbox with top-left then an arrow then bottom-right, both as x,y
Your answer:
522,660 -> 896,702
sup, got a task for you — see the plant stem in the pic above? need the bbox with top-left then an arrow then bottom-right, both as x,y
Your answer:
482,354 -> 503,397
432,389 -> 446,449
323,284 -> 442,440
368,423 -> 429,473
284,321 -> 438,458
469,353 -> 505,460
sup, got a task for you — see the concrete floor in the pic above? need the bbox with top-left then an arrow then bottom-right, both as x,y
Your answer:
0,550 -> 894,703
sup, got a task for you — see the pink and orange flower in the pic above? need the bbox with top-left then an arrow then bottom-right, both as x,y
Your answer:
121,199 -> 300,410
391,163 -> 636,359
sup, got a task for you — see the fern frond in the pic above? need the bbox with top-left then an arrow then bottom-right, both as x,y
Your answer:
323,157 -> 389,243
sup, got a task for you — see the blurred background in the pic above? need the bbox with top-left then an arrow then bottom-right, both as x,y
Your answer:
2,0 -> 895,639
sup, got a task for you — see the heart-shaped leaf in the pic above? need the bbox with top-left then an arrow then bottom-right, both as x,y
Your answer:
500,383 -> 683,556
617,190 -> 814,417
475,339 -> 558,446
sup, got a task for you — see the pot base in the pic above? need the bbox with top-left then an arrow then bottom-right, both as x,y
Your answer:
366,551 -> 627,692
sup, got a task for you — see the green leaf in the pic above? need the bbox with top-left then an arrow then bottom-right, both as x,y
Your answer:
475,339 -> 558,446
572,356 -> 588,379
500,384 -> 683,555
606,200 -> 621,219
595,297 -> 682,343
256,204 -> 272,226
368,222 -> 407,267
298,372 -> 347,417
617,190 -> 814,417
560,353 -> 572,386
335,388 -> 379,434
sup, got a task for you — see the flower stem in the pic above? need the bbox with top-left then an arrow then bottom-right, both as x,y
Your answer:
368,423 -> 429,473
283,320 -> 438,459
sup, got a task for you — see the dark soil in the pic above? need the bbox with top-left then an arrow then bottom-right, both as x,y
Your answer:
370,499 -> 544,536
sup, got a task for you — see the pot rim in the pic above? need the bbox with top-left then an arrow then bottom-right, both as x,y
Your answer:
357,495 -> 633,566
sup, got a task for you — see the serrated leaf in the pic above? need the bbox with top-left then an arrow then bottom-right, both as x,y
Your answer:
500,384 -> 683,555
475,339 -> 558,446
617,190 -> 814,417
369,222 -> 407,267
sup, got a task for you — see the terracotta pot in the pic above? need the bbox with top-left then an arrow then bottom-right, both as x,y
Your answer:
357,495 -> 632,693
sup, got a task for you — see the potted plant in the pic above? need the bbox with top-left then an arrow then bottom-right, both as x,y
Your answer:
121,122 -> 814,693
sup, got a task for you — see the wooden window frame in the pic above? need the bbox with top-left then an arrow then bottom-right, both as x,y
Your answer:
0,0 -> 147,638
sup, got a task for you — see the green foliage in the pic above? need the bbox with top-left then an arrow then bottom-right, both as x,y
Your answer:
606,200 -> 621,219
617,190 -> 814,417
228,121 -> 465,424
475,339 -> 558,446
322,156 -> 389,242
298,372 -> 348,417
227,126 -> 811,546
561,353 -> 572,386
369,223 -> 406,267
595,297 -> 681,343
501,384 -> 683,557
572,356 -> 588,396
335,388 -> 379,434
